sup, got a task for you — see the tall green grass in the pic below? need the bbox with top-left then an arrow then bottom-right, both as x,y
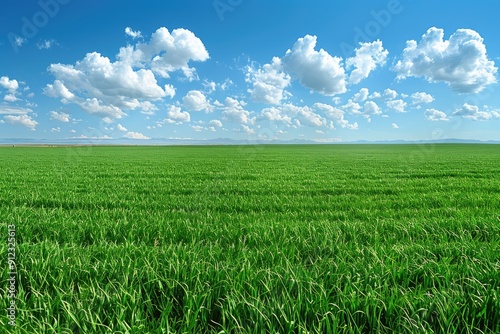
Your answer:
1,144 -> 499,333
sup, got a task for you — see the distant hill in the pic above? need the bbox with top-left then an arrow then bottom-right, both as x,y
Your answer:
1,137 -> 499,146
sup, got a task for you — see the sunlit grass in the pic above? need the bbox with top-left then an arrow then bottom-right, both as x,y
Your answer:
1,144 -> 499,333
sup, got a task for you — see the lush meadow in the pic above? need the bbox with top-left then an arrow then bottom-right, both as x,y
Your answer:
1,144 -> 499,333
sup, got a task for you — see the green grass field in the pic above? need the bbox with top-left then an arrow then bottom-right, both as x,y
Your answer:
1,144 -> 499,333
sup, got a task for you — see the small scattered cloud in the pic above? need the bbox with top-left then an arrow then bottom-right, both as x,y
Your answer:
124,131 -> 149,139
425,108 -> 449,121
37,39 -> 57,50
50,111 -> 70,122
166,105 -> 190,123
386,99 -> 407,113
117,124 -> 128,132
352,88 -> 369,103
241,124 -> 255,134
411,92 -> 434,105
450,103 -> 500,121
3,114 -> 38,130
125,27 -> 142,39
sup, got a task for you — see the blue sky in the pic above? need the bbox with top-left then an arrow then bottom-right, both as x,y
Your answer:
1,0 -> 499,143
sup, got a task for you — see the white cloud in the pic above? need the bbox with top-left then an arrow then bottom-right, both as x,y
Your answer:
247,57 -> 291,105
342,100 -> 362,115
208,119 -> 223,127
241,124 -> 255,134
346,40 -> 388,84
166,105 -> 190,123
0,76 -> 19,94
383,89 -> 398,99
394,27 -> 497,93
124,131 -> 149,139
363,101 -> 382,117
50,111 -> 70,122
45,27 -> 208,119
4,94 -> 18,102
392,123 -> 399,129
51,127 -> 61,132
386,99 -> 407,113
259,107 -> 292,125
191,125 -> 204,132
37,39 -> 56,50
125,27 -> 142,39
282,35 -> 346,96
203,80 -> 216,94
411,92 -> 434,105
119,27 -> 209,80
221,97 -> 254,124
0,106 -> 31,115
15,36 -> 26,47
182,90 -> 213,112
425,108 -> 449,121
450,103 -> 500,121
352,88 -> 369,102
314,103 -> 358,129
164,84 -> 176,98
3,114 -> 38,130
282,103 -> 326,127
117,124 -> 128,132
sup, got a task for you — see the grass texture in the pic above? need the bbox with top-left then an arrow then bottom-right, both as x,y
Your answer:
1,144 -> 499,333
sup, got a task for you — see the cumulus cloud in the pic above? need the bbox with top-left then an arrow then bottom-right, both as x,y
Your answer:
119,27 -> 209,79
451,103 -> 500,121
394,27 -> 497,93
191,125 -> 204,132
424,109 -> 449,122
117,124 -> 128,132
346,40 -> 388,84
3,114 -> 38,130
4,94 -> 18,102
0,76 -> 19,93
45,27 -> 209,119
282,35 -> 347,96
221,97 -> 254,124
314,103 -> 358,129
241,124 -> 255,134
50,111 -> 70,122
342,100 -> 362,115
411,92 -> 434,105
363,101 -> 382,117
125,27 -> 142,39
166,105 -> 190,123
182,90 -> 213,112
386,99 -> 407,113
259,107 -> 292,125
208,119 -> 223,127
352,88 -> 369,102
124,131 -> 149,139
425,108 -> 449,121
383,88 -> 398,99
282,103 -> 326,127
247,57 -> 291,104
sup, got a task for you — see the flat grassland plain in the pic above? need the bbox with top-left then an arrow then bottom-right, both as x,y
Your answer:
1,144 -> 499,333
